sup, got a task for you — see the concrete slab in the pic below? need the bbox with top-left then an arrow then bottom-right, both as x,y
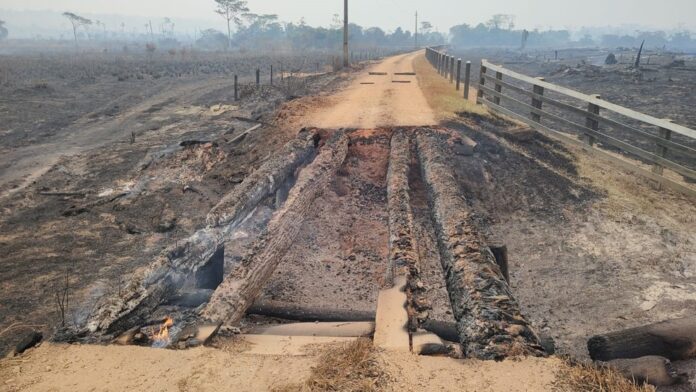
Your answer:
373,275 -> 410,351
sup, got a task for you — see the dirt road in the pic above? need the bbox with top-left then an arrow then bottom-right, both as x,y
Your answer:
303,51 -> 436,128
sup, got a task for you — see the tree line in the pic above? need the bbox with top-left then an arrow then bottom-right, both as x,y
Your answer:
450,14 -> 696,52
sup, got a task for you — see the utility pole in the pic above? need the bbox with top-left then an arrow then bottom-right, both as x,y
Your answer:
415,11 -> 418,49
343,0 -> 349,67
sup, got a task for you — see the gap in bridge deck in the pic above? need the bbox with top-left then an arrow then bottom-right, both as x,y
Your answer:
253,129 -> 392,318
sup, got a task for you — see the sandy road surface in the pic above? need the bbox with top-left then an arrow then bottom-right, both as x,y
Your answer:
303,51 -> 436,128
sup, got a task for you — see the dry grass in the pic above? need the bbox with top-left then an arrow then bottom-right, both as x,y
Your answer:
412,51 -> 490,121
571,142 -> 696,226
554,359 -> 656,392
274,338 -> 388,392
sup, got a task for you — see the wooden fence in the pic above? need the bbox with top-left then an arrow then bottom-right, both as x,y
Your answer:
425,47 -> 696,198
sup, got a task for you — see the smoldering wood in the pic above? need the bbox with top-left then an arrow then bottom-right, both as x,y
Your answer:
207,129 -> 319,228
164,289 -> 214,307
416,128 -> 545,360
588,317 -> 696,361
86,230 -> 224,334
84,132 -> 323,336
201,132 -> 349,325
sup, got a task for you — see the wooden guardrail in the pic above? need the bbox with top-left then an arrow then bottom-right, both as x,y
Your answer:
474,59 -> 696,197
424,47 -> 696,197
425,47 -> 473,99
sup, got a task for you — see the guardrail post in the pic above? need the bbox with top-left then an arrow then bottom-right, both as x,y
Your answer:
449,57 -> 455,83
464,61 -> 471,100
531,77 -> 545,122
584,94 -> 601,146
652,119 -> 673,175
493,71 -> 503,105
256,68 -> 260,88
437,53 -> 441,74
441,54 -> 445,76
234,74 -> 238,101
456,59 -> 462,90
476,62 -> 487,104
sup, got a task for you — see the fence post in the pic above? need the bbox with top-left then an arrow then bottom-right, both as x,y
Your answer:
449,56 -> 455,83
256,68 -> 260,87
584,94 -> 601,146
493,71 -> 503,105
531,77 -> 545,122
652,119 -> 673,175
476,62 -> 487,104
464,61 -> 471,100
234,74 -> 238,101
456,59 -> 462,90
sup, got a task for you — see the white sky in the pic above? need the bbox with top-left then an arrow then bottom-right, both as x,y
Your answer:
2,0 -> 695,31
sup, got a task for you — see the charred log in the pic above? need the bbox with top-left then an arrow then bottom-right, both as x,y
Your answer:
248,300 -> 375,322
86,229 -> 224,334
207,129 -> 319,228
387,130 -> 429,331
415,128 -> 545,360
83,131 -> 323,337
588,317 -> 696,361
201,131 -> 349,324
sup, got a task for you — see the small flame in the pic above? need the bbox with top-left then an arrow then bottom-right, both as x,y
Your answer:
153,317 -> 174,344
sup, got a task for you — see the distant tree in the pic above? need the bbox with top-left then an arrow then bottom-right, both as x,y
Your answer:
420,21 -> 433,34
486,14 -> 515,30
521,29 -> 529,50
0,20 -> 8,41
196,28 -> 228,50
214,0 -> 249,49
63,12 -> 92,45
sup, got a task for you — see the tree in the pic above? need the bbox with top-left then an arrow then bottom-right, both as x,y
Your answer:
63,12 -> 92,45
0,20 -> 8,41
486,14 -> 515,30
214,0 -> 249,49
420,21 -> 433,34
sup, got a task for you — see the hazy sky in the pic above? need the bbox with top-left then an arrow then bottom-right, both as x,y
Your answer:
2,0 -> 696,31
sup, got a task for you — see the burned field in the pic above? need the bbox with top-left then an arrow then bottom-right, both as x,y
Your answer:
0,51 -> 348,355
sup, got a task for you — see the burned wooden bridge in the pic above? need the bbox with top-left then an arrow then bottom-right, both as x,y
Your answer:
73,126 -> 547,360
